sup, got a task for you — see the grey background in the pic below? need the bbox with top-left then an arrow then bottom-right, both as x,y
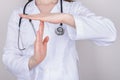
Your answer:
0,0 -> 120,80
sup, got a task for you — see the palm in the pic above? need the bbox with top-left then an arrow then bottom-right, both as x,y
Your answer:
33,21 -> 49,64
20,13 -> 64,24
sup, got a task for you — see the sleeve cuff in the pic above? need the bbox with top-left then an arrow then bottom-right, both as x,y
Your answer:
66,15 -> 84,40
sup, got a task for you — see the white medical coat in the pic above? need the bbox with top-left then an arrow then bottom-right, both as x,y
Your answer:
2,0 -> 116,80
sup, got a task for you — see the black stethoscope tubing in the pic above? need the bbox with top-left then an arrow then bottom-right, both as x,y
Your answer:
18,0 -> 33,50
18,0 -> 63,50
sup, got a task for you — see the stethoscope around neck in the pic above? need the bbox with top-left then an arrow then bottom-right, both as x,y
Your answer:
18,0 -> 64,50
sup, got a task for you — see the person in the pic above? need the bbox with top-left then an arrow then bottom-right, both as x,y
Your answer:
2,0 -> 117,80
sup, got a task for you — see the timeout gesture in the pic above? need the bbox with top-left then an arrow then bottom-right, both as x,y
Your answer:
29,21 -> 49,70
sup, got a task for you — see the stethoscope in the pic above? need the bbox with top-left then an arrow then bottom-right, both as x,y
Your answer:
18,0 -> 64,50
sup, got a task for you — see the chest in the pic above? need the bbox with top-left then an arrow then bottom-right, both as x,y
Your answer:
20,20 -> 69,48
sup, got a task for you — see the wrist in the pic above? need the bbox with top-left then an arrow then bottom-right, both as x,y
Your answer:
28,56 -> 38,70
62,14 -> 75,28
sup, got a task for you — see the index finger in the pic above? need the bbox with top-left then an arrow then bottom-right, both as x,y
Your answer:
19,14 -> 41,20
39,21 -> 44,42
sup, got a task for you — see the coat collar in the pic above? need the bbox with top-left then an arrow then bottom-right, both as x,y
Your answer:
25,0 -> 61,14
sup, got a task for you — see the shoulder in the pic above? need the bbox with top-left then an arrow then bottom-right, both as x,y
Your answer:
63,1 -> 85,13
63,1 -> 82,8
8,7 -> 23,27
63,1 -> 82,5
63,1 -> 95,16
10,7 -> 23,19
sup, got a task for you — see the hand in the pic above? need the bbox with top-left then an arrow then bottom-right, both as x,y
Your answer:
29,21 -> 49,70
20,13 -> 64,24
20,13 -> 75,27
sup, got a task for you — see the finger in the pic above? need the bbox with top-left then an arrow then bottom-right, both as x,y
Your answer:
35,21 -> 44,44
34,31 -> 40,52
40,14 -> 62,24
36,30 -> 40,43
43,36 -> 49,46
39,21 -> 44,42
19,13 -> 62,24
19,14 -> 41,20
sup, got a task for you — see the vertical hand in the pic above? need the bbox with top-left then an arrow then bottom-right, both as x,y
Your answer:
29,21 -> 49,70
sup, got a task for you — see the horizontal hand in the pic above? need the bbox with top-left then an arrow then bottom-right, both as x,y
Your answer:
20,13 -> 64,24
19,13 -> 75,27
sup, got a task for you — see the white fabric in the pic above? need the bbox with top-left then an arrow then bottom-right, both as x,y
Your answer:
2,0 -> 116,80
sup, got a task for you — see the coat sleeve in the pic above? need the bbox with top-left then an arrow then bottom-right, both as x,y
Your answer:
2,9 -> 32,80
66,2 -> 117,46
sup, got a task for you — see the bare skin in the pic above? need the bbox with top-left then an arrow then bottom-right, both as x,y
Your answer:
20,13 -> 75,27
29,21 -> 49,70
20,0 -> 75,70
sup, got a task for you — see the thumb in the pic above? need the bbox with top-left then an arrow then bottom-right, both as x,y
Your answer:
43,36 -> 49,46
